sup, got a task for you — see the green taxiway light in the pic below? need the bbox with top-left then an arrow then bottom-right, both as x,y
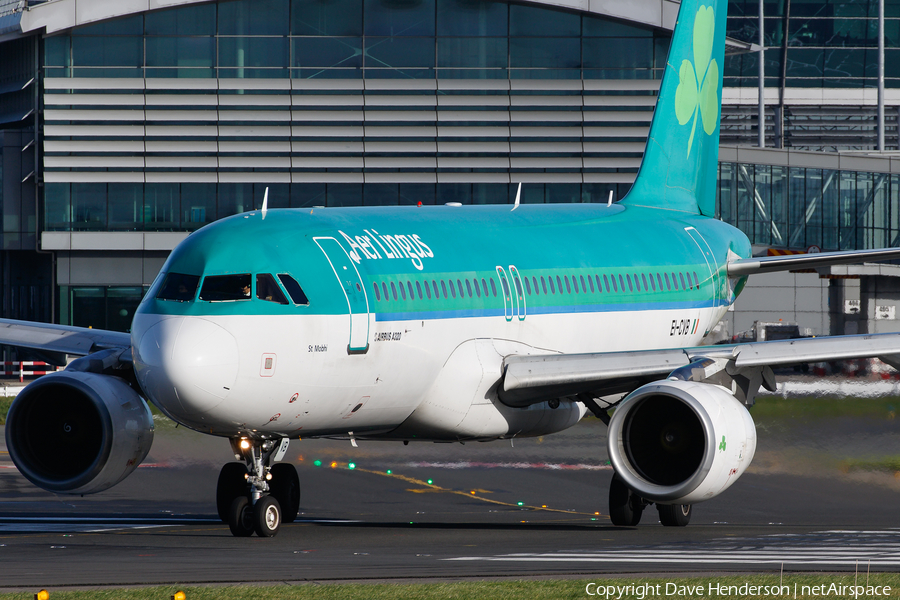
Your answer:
517,501 -> 524,506
313,460 -> 322,467
386,469 -> 392,474
348,462 -> 356,470
427,479 -> 433,485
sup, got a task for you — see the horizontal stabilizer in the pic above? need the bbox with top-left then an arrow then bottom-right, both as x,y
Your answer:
727,247 -> 900,277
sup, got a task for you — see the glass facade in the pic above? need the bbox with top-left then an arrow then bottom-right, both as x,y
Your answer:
42,0 -> 668,80
59,286 -> 148,331
725,0 -> 900,88
718,160 -> 900,251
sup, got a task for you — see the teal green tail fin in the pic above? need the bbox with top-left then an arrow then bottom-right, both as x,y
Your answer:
620,0 -> 727,216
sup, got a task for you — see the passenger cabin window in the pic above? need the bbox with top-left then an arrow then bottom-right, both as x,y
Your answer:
199,274 -> 252,301
156,272 -> 200,302
257,273 -> 289,305
277,273 -> 310,305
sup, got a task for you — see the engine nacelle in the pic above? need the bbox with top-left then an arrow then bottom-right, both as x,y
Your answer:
5,371 -> 154,495
607,379 -> 756,505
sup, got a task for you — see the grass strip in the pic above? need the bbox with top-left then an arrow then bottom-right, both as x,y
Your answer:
751,395 -> 900,420
3,574 -> 900,600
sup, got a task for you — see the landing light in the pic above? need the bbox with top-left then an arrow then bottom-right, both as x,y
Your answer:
265,473 -> 272,481
239,438 -> 251,450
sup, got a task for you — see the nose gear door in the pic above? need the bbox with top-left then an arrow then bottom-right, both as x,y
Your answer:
315,237 -> 371,354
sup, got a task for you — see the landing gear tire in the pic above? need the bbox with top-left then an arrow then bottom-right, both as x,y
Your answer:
228,496 -> 254,537
269,463 -> 301,523
657,503 -> 692,527
253,495 -> 281,537
217,462 -> 249,522
609,474 -> 643,526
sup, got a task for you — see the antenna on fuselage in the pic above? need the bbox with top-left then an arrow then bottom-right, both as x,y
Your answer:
607,190 -> 614,207
261,187 -> 269,220
512,182 -> 521,211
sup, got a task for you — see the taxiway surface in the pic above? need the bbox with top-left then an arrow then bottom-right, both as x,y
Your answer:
1,395 -> 899,588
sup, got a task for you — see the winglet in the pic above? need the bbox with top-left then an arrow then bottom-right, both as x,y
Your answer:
512,182 -> 521,211
261,187 -> 269,220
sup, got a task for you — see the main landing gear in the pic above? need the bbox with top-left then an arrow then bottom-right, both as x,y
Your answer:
608,473 -> 692,527
216,437 -> 301,537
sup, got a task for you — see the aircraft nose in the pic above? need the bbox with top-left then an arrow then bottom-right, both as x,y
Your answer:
134,316 -> 239,416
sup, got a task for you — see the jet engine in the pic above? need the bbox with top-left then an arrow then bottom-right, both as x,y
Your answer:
5,371 -> 154,495
606,379 -> 756,505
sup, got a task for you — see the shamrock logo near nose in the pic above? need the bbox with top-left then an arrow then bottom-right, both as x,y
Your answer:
674,5 -> 720,158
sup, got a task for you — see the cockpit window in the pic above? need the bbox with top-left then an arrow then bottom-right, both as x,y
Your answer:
257,273 -> 289,305
277,273 -> 309,305
156,273 -> 200,302
199,274 -> 252,301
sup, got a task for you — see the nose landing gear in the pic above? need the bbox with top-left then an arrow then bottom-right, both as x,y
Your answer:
216,436 -> 300,537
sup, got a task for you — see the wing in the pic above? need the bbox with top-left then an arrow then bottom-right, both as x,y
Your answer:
0,318 -> 131,360
499,332 -> 900,407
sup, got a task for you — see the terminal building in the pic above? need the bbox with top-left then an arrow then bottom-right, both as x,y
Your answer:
0,0 -> 898,341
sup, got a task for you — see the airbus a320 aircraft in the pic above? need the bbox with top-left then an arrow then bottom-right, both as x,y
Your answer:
4,0 -> 900,537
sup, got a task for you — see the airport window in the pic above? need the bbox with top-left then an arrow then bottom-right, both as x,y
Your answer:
626,274 -> 633,292
382,282 -> 389,300
564,276 -> 571,294
671,273 -> 679,290
556,276 -> 563,293
399,282 -> 407,300
278,274 -> 310,305
500,276 -> 511,298
432,280 -> 439,298
407,281 -> 415,299
541,276 -> 548,294
601,275 -> 608,292
610,275 -> 617,292
618,275 -> 625,292
588,275 -> 595,293
679,272 -> 687,290
457,279 -> 465,298
373,283 -> 381,301
490,279 -> 497,297
257,273 -> 289,304
156,272 -> 200,302
633,273 -> 641,292
449,280 -> 456,298
523,277 -> 531,295
693,272 -> 700,288
531,277 -> 538,295
474,279 -> 481,297
649,274 -> 656,291
580,275 -> 587,293
571,276 -> 578,294
415,281 -> 422,299
642,273 -> 649,291
199,274 -> 252,302
514,276 -> 523,297
391,282 -> 398,300
424,281 -> 432,299
658,273 -> 665,290
440,280 -> 448,298
548,276 -> 555,294
465,279 -> 472,297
